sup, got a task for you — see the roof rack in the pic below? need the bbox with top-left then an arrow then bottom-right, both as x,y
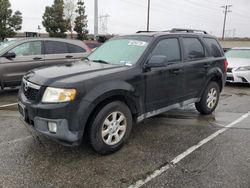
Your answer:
136,31 -> 157,33
136,28 -> 208,35
169,28 -> 208,34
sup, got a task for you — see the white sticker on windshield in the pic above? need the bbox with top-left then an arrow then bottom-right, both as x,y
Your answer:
128,40 -> 147,47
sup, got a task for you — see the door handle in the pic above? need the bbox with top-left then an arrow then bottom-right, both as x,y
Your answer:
170,69 -> 182,74
33,57 -> 42,60
203,63 -> 210,68
66,55 -> 73,58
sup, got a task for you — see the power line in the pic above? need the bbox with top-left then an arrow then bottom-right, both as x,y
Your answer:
221,5 -> 232,40
99,14 -> 110,34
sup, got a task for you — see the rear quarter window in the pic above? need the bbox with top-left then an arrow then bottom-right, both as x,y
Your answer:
204,38 -> 222,57
67,43 -> 86,53
183,38 -> 205,60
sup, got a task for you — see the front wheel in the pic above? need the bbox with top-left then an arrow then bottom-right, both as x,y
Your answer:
89,101 -> 132,155
195,81 -> 220,115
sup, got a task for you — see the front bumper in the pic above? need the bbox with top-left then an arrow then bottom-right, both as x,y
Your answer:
226,69 -> 250,84
18,88 -> 91,146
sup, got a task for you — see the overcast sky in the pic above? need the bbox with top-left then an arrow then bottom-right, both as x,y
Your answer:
9,0 -> 250,37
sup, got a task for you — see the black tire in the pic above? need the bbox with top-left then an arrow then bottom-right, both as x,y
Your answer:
195,81 -> 220,115
89,101 -> 132,155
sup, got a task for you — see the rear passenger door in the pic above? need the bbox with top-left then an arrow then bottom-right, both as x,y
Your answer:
44,41 -> 73,66
145,37 -> 185,112
181,37 -> 208,99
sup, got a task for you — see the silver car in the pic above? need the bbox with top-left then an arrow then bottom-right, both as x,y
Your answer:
0,38 -> 91,89
225,47 -> 250,84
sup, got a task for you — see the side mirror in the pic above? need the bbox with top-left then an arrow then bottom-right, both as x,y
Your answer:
145,55 -> 168,69
3,52 -> 16,59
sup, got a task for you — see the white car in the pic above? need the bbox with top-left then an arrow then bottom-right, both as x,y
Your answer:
225,47 -> 250,84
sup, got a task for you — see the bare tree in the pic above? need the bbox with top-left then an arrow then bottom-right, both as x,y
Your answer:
64,0 -> 76,38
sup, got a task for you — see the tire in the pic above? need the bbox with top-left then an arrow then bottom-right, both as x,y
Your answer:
89,101 -> 132,155
195,81 -> 220,115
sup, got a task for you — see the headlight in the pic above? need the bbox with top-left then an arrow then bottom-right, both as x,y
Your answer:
236,66 -> 250,71
42,87 -> 76,103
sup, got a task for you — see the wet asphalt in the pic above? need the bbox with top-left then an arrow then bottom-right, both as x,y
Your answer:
0,84 -> 250,188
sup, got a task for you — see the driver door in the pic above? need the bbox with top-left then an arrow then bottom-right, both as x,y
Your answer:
144,37 -> 185,112
1,41 -> 45,85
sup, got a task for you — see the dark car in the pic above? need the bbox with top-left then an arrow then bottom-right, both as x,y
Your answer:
84,40 -> 102,51
18,29 -> 227,154
0,38 -> 91,89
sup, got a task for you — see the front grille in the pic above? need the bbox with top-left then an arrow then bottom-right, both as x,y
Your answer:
227,68 -> 233,73
24,87 -> 39,101
22,80 -> 41,101
227,76 -> 234,81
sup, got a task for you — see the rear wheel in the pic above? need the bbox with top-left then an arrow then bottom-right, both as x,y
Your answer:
89,101 -> 132,155
195,81 -> 220,115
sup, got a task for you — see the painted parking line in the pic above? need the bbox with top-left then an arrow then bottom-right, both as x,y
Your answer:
128,111 -> 250,188
0,103 -> 18,108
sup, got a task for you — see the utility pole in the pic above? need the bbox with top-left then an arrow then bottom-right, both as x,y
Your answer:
94,0 -> 98,40
221,5 -> 232,40
147,0 -> 150,31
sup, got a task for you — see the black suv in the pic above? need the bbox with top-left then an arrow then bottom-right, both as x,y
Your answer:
18,29 -> 227,154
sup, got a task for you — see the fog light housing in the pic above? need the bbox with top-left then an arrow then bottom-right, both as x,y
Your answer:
48,122 -> 57,134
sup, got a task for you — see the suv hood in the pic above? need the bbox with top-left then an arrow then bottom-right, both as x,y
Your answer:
227,58 -> 250,68
24,61 -> 129,87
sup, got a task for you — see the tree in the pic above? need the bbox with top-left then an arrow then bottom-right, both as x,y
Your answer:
0,0 -> 22,41
74,0 -> 88,40
42,0 -> 67,38
64,0 -> 76,39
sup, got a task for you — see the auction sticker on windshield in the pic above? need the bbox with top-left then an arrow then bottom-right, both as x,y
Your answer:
128,40 -> 147,47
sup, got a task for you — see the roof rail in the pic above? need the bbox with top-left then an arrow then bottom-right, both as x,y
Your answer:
170,28 -> 208,34
136,31 -> 157,33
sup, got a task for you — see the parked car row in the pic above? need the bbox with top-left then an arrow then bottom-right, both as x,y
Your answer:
225,47 -> 250,84
0,38 -> 91,89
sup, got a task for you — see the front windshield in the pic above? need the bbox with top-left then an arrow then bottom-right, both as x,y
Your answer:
88,37 -> 152,65
225,49 -> 250,59
0,40 -> 16,52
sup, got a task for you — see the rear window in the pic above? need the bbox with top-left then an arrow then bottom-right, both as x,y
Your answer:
45,41 -> 68,54
67,43 -> 86,53
183,38 -> 205,60
204,38 -> 222,57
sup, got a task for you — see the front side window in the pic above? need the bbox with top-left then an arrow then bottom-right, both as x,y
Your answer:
45,41 -> 68,54
183,38 -> 205,60
9,41 -> 42,56
88,37 -> 152,65
151,38 -> 181,63
225,49 -> 250,59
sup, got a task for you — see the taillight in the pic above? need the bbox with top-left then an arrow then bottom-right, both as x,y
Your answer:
224,59 -> 228,72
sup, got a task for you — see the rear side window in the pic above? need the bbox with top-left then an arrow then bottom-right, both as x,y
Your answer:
183,38 -> 205,60
67,43 -> 86,53
45,41 -> 68,54
151,38 -> 181,62
204,38 -> 222,57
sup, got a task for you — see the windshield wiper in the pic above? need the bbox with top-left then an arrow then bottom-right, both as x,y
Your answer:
92,59 -> 110,64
